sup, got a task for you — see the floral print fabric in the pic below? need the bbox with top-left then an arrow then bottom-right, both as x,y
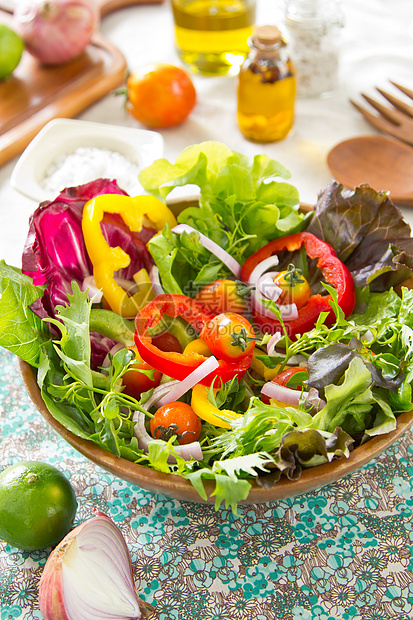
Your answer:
1,347 -> 413,620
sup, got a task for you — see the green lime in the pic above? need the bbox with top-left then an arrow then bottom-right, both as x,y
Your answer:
0,23 -> 24,80
0,461 -> 78,551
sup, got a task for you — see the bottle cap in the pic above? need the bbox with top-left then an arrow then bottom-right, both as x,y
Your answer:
252,25 -> 283,49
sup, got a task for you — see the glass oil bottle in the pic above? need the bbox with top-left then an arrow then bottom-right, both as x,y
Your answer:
172,0 -> 256,76
237,25 -> 296,142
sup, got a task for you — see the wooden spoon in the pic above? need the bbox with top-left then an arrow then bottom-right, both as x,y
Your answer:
327,135 -> 413,207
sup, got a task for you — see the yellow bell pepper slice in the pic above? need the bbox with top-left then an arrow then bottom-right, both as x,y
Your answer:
250,348 -> 281,382
183,338 -> 212,357
191,384 -> 242,428
82,194 -> 177,318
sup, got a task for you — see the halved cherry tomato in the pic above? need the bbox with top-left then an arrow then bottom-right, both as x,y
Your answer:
150,401 -> 202,445
122,346 -> 162,400
273,264 -> 311,309
195,279 -> 248,315
201,312 -> 256,363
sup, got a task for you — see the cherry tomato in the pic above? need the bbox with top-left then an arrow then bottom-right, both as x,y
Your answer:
150,401 -> 202,445
122,347 -> 162,400
152,331 -> 182,353
195,279 -> 248,315
273,263 -> 311,309
272,366 -> 309,388
261,366 -> 309,404
126,63 -> 196,128
201,312 -> 256,363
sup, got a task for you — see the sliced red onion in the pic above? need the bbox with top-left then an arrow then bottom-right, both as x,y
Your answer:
82,275 -> 103,303
141,380 -> 181,411
102,343 -> 126,371
251,287 -> 298,322
132,410 -> 203,463
172,224 -> 242,278
82,275 -> 139,303
157,356 -> 219,407
149,265 -> 165,296
261,381 -> 302,406
257,272 -> 282,301
267,332 -> 283,355
247,255 -> 280,286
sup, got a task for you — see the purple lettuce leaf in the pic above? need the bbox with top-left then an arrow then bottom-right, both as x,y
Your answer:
307,182 -> 413,291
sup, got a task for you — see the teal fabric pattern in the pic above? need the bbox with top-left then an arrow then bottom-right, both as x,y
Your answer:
1,347 -> 413,620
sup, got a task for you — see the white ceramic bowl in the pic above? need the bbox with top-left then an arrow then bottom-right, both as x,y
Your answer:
10,119 -> 164,202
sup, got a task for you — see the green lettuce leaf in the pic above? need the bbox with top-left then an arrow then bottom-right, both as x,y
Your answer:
0,261 -> 48,367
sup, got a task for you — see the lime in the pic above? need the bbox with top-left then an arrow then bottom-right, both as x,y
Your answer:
0,24 -> 24,80
0,461 -> 78,551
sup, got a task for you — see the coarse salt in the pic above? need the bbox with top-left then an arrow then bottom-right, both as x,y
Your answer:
41,146 -> 142,196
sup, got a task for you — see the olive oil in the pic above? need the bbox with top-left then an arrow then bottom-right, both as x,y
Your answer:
172,0 -> 256,76
237,25 -> 296,142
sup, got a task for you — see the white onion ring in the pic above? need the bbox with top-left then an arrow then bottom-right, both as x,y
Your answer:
157,356 -> 219,407
149,265 -> 165,296
172,224 -> 242,278
261,381 -> 302,406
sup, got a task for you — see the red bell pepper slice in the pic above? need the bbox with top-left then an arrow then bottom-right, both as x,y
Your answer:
241,232 -> 355,337
134,294 -> 252,386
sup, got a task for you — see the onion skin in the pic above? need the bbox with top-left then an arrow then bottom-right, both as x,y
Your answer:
39,537 -> 71,620
13,0 -> 99,65
38,509 -> 148,620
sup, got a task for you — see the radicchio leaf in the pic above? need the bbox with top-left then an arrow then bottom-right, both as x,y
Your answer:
307,182 -> 413,291
22,179 -> 156,367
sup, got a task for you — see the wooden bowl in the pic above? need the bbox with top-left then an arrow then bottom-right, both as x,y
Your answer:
19,359 -> 413,503
18,197 -> 413,504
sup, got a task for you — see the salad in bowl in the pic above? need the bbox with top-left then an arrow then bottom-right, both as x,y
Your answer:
2,141 -> 413,513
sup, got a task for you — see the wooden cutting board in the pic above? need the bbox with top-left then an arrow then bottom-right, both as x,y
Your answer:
0,0 -> 165,167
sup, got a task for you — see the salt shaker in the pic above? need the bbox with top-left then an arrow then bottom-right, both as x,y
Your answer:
283,0 -> 344,97
237,25 -> 296,142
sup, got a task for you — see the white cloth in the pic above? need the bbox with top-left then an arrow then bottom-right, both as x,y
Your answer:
1,0 -> 413,266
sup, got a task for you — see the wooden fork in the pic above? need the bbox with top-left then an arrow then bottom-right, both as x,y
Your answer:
350,81 -> 413,147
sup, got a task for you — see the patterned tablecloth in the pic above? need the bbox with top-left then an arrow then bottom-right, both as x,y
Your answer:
1,347 -> 413,620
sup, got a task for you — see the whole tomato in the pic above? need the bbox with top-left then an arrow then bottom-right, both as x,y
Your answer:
195,279 -> 248,315
273,263 -> 311,309
126,63 -> 196,128
122,347 -> 162,400
150,401 -> 202,445
201,312 -> 256,363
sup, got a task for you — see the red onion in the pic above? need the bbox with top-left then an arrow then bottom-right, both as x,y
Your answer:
157,356 -> 219,407
261,381 -> 302,406
267,332 -> 283,355
81,275 -> 103,303
257,272 -> 282,301
38,509 -> 150,620
149,265 -> 164,296
247,255 -> 280,286
172,224 -> 242,278
13,0 -> 99,65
